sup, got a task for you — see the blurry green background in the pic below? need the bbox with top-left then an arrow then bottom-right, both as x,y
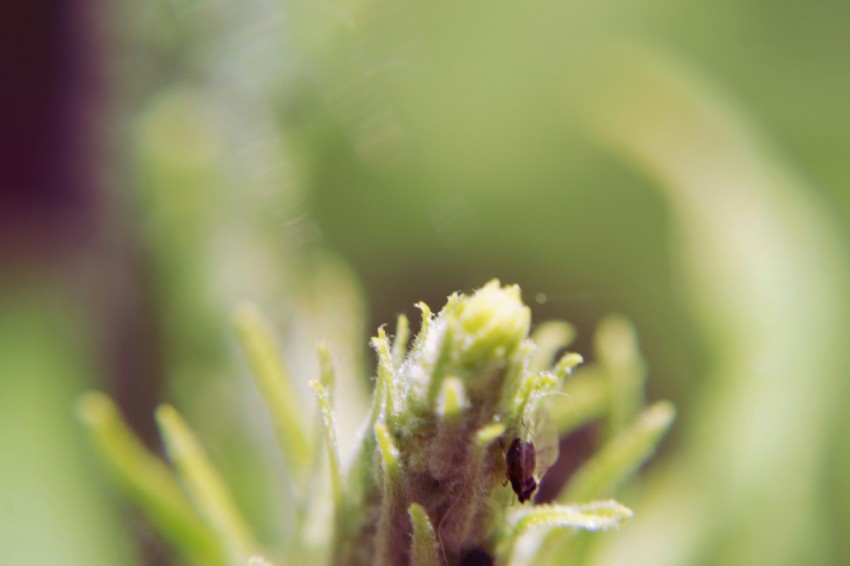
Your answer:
2,0 -> 849,564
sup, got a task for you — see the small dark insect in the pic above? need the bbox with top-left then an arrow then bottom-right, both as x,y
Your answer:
505,437 -> 537,503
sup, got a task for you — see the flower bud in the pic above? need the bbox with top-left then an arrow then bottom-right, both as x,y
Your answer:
451,280 -> 531,368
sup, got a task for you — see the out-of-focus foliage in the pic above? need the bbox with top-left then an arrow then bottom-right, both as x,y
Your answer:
581,47 -> 849,566
3,0 -> 849,563
80,282 -> 664,565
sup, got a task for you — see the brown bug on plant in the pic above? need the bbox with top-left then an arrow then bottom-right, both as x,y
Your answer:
504,411 -> 558,504
505,437 -> 538,503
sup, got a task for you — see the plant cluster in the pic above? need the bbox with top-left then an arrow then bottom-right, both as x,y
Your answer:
79,280 -> 672,565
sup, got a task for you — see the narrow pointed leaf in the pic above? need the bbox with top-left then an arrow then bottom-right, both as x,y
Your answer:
562,401 -> 676,503
549,369 -> 610,436
497,501 -> 633,564
77,393 -> 222,565
233,303 -> 310,476
309,377 -> 343,510
317,342 -> 336,391
391,313 -> 410,369
375,421 -> 408,566
371,329 -> 398,419
409,503 -> 441,566
595,315 -> 646,438
156,404 -> 256,564
437,376 -> 467,419
553,352 -> 584,380
511,371 -> 558,431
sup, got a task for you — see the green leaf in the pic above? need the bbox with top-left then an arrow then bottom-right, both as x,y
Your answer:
232,303 -> 311,477
436,376 -> 467,420
511,500 -> 634,532
553,352 -> 584,380
371,328 -> 398,420
413,302 -> 433,348
76,393 -> 222,565
391,313 -> 410,369
425,317 -> 457,408
156,404 -> 257,564
510,371 -> 559,432
346,330 -> 396,508
375,421 -> 401,483
409,503 -> 441,566
317,342 -> 336,391
548,369 -> 610,436
497,501 -> 633,565
374,421 -> 408,566
561,401 -> 676,503
595,315 -> 646,439
309,369 -> 343,510
499,340 -> 535,421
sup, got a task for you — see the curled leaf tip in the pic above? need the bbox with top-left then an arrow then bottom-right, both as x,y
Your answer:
556,352 -> 585,376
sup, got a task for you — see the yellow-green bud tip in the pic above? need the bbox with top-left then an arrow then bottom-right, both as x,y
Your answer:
437,377 -> 467,418
451,280 -> 531,367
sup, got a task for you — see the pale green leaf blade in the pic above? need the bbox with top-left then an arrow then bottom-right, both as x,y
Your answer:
233,303 -> 311,476
549,369 -> 610,436
77,393 -> 223,565
156,404 -> 257,564
409,503 -> 441,566
497,501 -> 633,565
308,375 -> 343,510
374,421 -> 407,566
561,401 -> 676,503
